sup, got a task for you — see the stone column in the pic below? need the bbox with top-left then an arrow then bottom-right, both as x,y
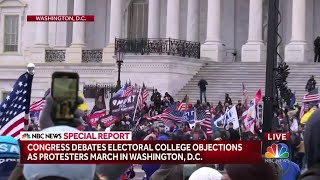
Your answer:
109,0 -> 123,43
285,0 -> 309,62
70,0 -> 86,47
66,0 -> 86,63
35,0 -> 49,46
103,0 -> 123,63
30,0 -> 49,63
241,0 -> 266,62
166,0 -> 180,39
186,0 -> 200,42
201,0 -> 224,61
148,0 -> 160,38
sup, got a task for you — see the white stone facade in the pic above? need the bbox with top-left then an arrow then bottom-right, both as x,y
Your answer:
0,0 -> 318,102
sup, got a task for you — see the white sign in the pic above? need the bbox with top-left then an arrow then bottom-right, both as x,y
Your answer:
225,106 -> 239,129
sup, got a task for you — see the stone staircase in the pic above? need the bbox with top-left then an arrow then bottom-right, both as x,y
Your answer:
176,62 -> 320,105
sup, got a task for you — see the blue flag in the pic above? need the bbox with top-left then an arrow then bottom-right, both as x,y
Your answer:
289,92 -> 296,109
183,109 -> 195,123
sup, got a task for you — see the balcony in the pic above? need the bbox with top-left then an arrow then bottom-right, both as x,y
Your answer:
45,50 -> 66,62
115,38 -> 201,59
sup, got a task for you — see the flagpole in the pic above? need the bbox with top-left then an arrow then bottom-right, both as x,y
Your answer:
133,88 -> 142,123
25,63 -> 35,130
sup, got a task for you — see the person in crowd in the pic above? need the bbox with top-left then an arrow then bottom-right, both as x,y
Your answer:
149,164 -> 183,180
227,122 -> 240,141
292,132 -> 305,170
163,92 -> 174,104
258,104 -> 263,124
222,162 -> 278,180
0,136 -> 19,180
91,94 -> 105,114
123,113 -> 134,129
198,79 -> 208,103
142,133 -> 171,180
305,75 -> 316,92
217,121 -> 230,140
22,126 -> 97,180
191,123 -> 206,140
151,89 -> 162,112
162,96 -> 171,108
224,93 -> 232,105
236,100 -> 242,118
194,100 -> 201,109
314,36 -> 320,62
206,102 -> 211,108
288,110 -> 299,133
189,167 -> 223,180
300,109 -> 320,179
215,101 -> 224,115
275,159 -> 301,180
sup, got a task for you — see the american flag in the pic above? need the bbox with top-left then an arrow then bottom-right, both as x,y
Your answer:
0,72 -> 33,139
196,109 -> 212,134
300,88 -> 319,118
113,84 -> 128,97
177,95 -> 188,111
138,84 -> 149,110
30,88 -> 50,112
144,102 -> 184,124
303,88 -> 319,103
121,85 -> 133,97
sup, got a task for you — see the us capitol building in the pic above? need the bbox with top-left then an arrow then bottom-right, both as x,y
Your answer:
0,0 -> 316,105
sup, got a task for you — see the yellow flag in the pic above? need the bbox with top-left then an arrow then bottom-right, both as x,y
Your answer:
301,108 -> 315,124
78,91 -> 88,111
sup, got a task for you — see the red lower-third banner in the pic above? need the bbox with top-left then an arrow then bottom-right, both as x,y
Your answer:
20,141 -> 262,164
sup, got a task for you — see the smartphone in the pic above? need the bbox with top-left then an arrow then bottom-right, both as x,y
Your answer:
51,72 -> 79,125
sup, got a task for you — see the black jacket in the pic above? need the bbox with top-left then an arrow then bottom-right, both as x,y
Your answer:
151,92 -> 161,103
314,38 -> 320,53
198,79 -> 208,91
306,79 -> 316,91
228,128 -> 240,140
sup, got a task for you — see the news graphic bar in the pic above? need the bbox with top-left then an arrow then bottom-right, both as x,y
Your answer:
264,132 -> 290,141
27,15 -> 94,22
19,131 -> 132,141
19,140 -> 262,164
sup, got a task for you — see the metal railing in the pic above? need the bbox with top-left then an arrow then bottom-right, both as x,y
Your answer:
45,50 -> 66,62
82,49 -> 103,63
115,38 -> 201,59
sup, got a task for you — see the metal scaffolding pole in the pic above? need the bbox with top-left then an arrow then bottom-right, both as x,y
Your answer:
262,0 -> 279,153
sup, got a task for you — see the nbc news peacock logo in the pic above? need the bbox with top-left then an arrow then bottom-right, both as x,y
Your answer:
264,143 -> 290,163
21,133 -> 31,140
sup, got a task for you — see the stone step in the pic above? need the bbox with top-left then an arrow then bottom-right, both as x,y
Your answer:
176,61 -> 315,104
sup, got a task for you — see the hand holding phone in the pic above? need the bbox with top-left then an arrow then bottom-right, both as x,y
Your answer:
51,72 -> 79,126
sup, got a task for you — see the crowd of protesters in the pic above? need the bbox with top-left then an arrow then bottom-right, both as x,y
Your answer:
2,81 -> 320,179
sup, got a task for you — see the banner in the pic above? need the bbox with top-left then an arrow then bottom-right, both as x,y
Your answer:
110,93 -> 139,116
225,106 -> 239,129
88,110 -> 106,127
183,110 -> 195,123
100,115 -> 119,127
